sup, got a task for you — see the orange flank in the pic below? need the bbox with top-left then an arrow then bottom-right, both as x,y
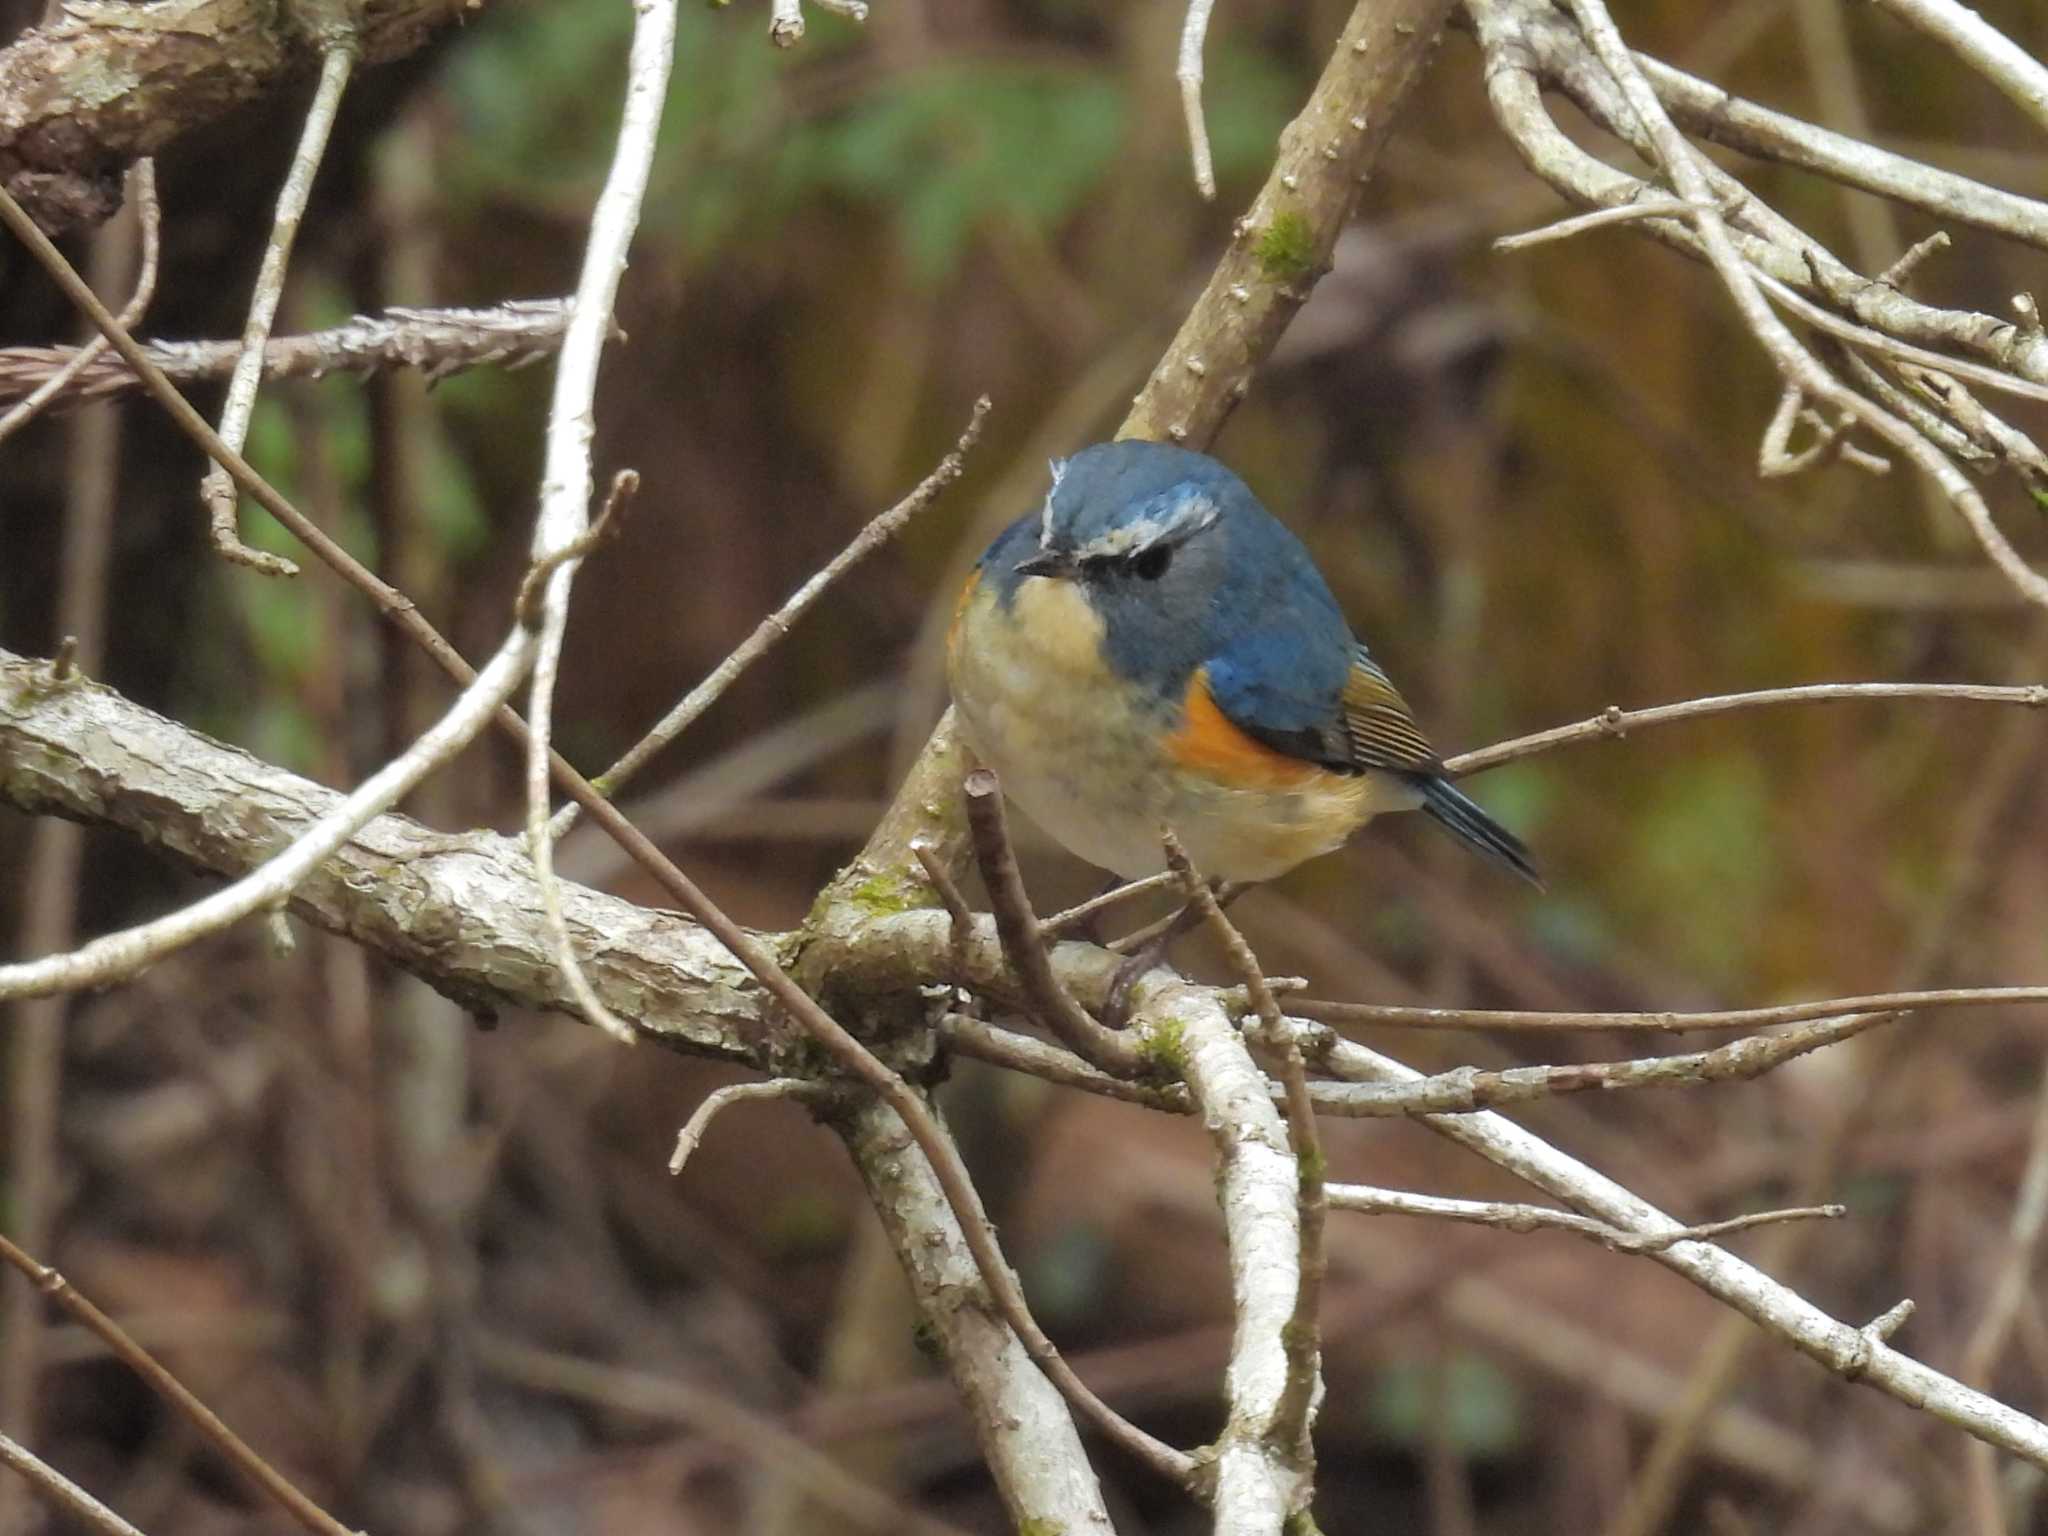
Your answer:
1166,669 -> 1328,790
947,567 -> 981,663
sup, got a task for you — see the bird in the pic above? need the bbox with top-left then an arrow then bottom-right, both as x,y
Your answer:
946,439 -> 1539,890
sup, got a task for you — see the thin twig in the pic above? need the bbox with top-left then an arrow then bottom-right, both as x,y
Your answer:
910,841 -> 977,989
1303,1012 -> 1898,1117
1445,681 -> 2047,778
200,36 -> 360,577
514,469 -> 638,628
1041,872 -> 1181,938
1879,231 -> 1951,290
963,770 -> 1147,1076
1328,1186 -> 1847,1253
1633,54 -> 2048,251
1178,0 -> 1219,199
1493,194 -> 1698,252
940,1015 -> 1192,1112
1758,386 -> 1886,477
0,300 -> 575,413
0,159 -> 158,445
1292,983 -> 2048,1033
521,0 -> 676,1051
0,1432 -> 148,1536
669,1079 -> 825,1175
0,1232 -> 354,1536
1164,831 -> 1323,1456
1751,265 -> 2048,408
549,397 -> 990,839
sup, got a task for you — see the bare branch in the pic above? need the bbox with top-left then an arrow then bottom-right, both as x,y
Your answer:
1751,265 -> 2048,407
1178,0 -> 1219,199
1294,983 -> 2048,1033
1303,1011 -> 1897,1117
836,1101 -> 1117,1532
0,631 -> 535,1000
1326,1185 -> 1846,1254
965,770 -> 1147,1076
669,1079 -> 826,1175
0,300 -> 575,413
1137,975 -> 1318,1527
513,469 -> 639,627
1446,680 -> 2047,778
199,33 -> 360,578
1493,193 -> 1699,252
0,0 -> 468,236
0,1432 -> 147,1536
910,841 -> 977,988
1041,871 -> 1181,938
521,0 -> 677,1050
0,645 -> 790,1059
940,1015 -> 1192,1112
1165,831 -> 1323,1458
1635,54 -> 2048,250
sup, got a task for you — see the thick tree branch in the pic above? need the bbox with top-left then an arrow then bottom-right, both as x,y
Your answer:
0,648 -> 788,1063
839,1101 -> 1119,1533
0,0 -> 472,235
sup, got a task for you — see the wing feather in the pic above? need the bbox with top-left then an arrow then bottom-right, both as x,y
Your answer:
1341,649 -> 1440,774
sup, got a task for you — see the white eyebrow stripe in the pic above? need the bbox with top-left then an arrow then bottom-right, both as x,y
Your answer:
1038,458 -> 1069,549
1072,489 -> 1219,561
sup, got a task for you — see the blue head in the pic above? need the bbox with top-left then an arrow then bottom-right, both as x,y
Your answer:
976,441 -> 1354,728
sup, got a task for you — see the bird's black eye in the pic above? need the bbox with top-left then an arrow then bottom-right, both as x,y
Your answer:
1129,544 -> 1172,581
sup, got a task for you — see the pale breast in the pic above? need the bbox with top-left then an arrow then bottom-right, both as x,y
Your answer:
950,577 -> 1172,875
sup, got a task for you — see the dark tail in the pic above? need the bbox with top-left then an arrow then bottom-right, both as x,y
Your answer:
1415,775 -> 1543,889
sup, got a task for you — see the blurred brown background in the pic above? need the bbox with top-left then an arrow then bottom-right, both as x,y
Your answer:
3,0 -> 2047,1530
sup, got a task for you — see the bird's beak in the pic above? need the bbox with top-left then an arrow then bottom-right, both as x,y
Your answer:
1014,548 -> 1075,580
